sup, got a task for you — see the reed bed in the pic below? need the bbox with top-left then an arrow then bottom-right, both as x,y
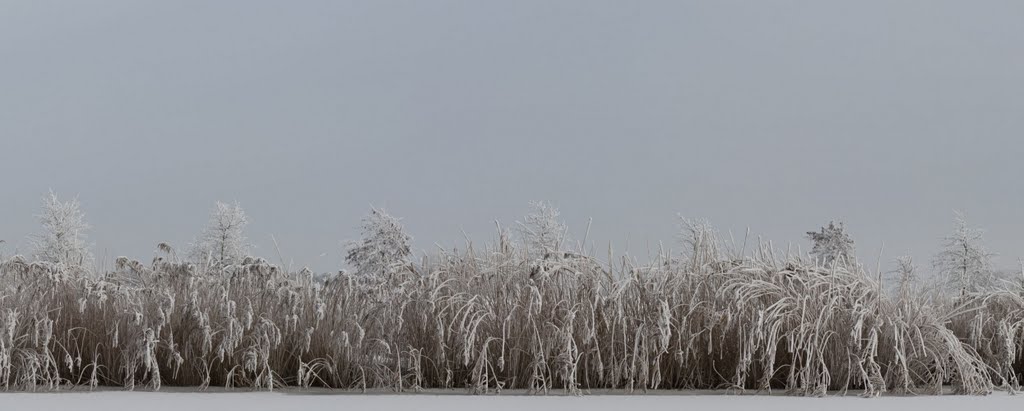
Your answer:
0,229 -> 1020,396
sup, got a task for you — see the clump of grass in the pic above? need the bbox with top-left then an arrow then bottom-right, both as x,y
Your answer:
0,223 -> 1019,396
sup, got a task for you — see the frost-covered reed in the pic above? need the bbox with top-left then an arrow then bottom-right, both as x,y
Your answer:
0,226 -> 1021,396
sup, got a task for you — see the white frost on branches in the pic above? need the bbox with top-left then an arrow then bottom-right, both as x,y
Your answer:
679,217 -> 721,269
30,191 -> 93,269
806,220 -> 856,267
190,201 -> 251,269
345,207 -> 412,282
893,255 -> 918,301
517,201 -> 568,258
933,211 -> 995,297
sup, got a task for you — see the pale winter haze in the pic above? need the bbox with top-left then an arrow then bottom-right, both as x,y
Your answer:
2,1 -> 1024,273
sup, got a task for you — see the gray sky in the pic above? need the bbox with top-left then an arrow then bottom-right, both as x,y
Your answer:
1,1 -> 1022,273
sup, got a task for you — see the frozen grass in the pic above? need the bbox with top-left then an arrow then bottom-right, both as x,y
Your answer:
0,221 -> 1021,396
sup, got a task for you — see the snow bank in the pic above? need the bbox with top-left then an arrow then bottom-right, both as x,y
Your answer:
0,390 -> 1019,411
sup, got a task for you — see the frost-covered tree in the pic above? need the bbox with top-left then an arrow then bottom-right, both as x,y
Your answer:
30,191 -> 93,268
517,201 -> 568,258
1017,258 -> 1024,291
893,255 -> 918,301
345,207 -> 412,282
933,211 -> 995,297
806,220 -> 856,267
190,201 -> 251,269
679,216 -> 721,268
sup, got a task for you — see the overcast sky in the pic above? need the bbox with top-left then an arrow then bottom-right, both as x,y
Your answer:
1,1 -> 1022,273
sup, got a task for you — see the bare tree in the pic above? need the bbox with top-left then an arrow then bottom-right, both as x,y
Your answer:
806,220 -> 856,267
30,191 -> 93,269
517,201 -> 568,258
345,207 -> 412,282
190,201 -> 251,269
933,211 -> 995,297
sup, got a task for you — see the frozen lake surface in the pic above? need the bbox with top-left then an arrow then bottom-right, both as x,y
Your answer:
0,389 -> 1020,411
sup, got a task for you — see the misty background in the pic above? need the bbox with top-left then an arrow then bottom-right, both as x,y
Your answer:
1,1 -> 1022,274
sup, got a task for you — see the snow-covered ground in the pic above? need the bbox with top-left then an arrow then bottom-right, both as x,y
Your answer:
0,389 -> 1020,411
